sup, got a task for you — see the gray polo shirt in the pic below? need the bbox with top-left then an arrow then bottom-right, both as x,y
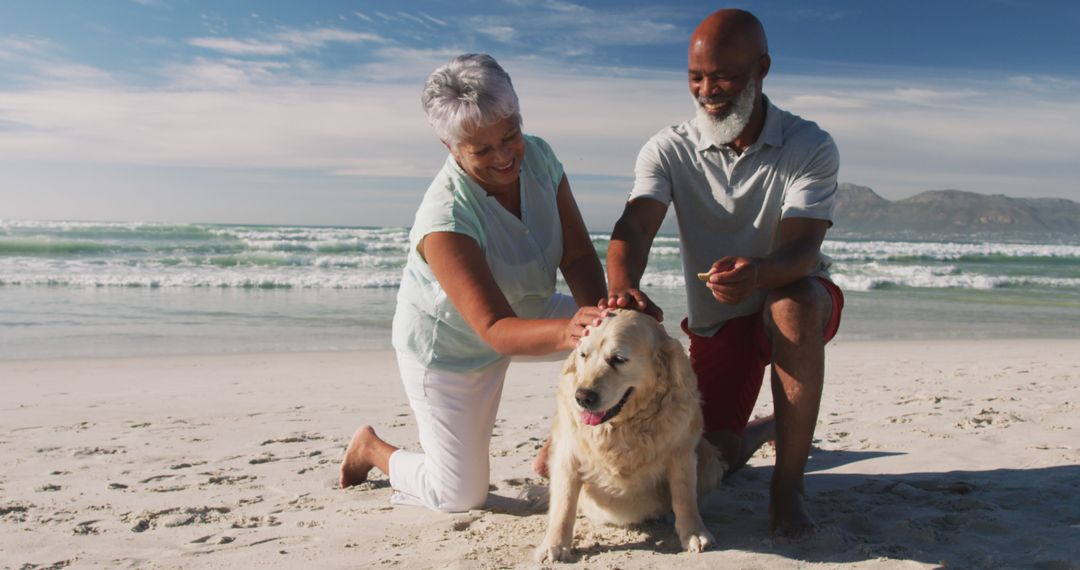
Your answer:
628,96 -> 839,336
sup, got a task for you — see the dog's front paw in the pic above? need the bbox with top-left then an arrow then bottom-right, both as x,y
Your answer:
679,527 -> 715,553
534,542 -> 573,563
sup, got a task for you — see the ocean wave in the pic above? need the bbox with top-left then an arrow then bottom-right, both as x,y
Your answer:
639,271 -> 687,289
1,220 -> 220,241
823,239 -> 1080,262
214,226 -> 409,245
0,269 -> 402,289
0,239 -> 118,256
831,263 -> 1080,291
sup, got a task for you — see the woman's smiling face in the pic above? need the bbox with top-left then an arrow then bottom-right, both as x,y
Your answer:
449,114 -> 525,195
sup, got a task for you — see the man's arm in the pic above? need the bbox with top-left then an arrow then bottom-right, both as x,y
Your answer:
604,197 -> 668,320
704,217 -> 829,305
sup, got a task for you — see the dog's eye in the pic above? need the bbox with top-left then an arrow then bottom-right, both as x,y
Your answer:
607,354 -> 627,367
579,351 -> 587,359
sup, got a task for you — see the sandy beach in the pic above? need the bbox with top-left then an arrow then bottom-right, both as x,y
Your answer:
2,338 -> 1079,569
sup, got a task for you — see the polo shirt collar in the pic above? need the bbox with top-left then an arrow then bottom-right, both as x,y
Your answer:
694,93 -> 783,152
757,95 -> 783,149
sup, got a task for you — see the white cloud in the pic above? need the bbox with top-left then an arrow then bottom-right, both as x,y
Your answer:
462,4 -> 681,52
419,13 -> 448,27
344,46 -> 461,82
162,57 -> 290,89
476,26 -> 518,44
395,11 -> 436,29
767,74 -> 1080,197
0,36 -> 56,61
273,28 -> 383,50
36,63 -> 114,84
1,43 -> 1079,226
188,28 -> 383,58
189,37 -> 289,56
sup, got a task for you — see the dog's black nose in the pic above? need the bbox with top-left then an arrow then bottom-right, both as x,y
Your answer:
575,388 -> 600,410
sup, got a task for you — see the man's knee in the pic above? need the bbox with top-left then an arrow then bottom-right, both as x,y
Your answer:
763,278 -> 830,344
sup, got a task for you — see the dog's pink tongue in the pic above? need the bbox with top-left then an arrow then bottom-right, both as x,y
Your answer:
581,410 -> 605,426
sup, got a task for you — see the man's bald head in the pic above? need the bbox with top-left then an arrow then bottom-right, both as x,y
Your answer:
691,9 -> 768,64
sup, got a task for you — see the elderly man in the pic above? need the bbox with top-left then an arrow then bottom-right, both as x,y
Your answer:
604,9 -> 844,539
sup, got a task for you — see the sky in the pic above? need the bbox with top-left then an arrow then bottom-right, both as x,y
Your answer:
1,0 -> 1078,228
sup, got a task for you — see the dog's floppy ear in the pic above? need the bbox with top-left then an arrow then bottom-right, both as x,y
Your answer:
560,348 -> 577,376
656,335 -> 696,392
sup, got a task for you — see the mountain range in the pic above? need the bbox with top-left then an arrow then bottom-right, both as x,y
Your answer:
832,184 -> 1080,239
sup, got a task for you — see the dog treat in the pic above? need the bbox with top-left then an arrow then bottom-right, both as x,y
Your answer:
696,272 -> 712,281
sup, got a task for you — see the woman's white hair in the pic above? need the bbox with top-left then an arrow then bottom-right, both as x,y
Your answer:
421,53 -> 521,147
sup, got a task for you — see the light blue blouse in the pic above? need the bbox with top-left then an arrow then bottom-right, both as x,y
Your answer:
391,134 -> 566,372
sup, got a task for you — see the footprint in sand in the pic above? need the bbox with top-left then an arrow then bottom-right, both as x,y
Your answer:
230,515 -> 281,529
74,519 -> 102,535
204,474 -> 257,486
278,494 -> 323,512
1,502 -> 32,523
191,534 -> 236,545
71,446 -> 125,456
260,433 -> 325,446
249,453 -> 278,465
169,461 -> 207,470
955,407 -> 1023,430
125,506 -> 232,532
250,450 -> 322,465
149,485 -> 190,493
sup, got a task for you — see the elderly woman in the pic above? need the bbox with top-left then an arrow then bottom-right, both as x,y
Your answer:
339,54 -> 607,512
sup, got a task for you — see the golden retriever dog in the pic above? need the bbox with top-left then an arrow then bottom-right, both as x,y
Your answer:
535,309 -> 725,563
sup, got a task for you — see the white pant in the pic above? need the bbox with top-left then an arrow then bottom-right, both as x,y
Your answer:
388,293 -> 578,512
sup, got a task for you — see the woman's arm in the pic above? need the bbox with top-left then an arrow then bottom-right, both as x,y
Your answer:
421,232 -> 602,356
554,174 -> 607,307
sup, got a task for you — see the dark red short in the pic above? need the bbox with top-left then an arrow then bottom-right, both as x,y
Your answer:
680,277 -> 844,435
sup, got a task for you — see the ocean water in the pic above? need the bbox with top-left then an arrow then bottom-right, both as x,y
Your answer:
2,219 -> 1079,359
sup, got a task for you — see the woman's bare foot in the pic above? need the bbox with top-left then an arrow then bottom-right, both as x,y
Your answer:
769,489 -> 816,541
339,425 -> 388,488
532,438 -> 551,478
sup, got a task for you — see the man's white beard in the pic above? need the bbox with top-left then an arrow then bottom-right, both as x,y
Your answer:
695,81 -> 756,146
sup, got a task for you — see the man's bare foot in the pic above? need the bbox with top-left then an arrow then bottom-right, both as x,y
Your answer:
339,425 -> 378,488
733,416 -> 776,474
532,438 -> 551,478
769,489 -> 816,541
709,416 -> 777,480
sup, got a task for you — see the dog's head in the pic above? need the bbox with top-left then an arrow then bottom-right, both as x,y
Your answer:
560,309 -> 695,427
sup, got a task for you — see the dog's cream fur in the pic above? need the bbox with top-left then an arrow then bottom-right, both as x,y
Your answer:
535,309 -> 725,563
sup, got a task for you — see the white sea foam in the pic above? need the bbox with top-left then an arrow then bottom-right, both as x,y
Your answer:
830,262 -> 1080,291
639,271 -> 687,289
823,239 -> 1080,261
1,219 -> 149,231
0,263 -> 402,289
3,222 -> 1078,294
